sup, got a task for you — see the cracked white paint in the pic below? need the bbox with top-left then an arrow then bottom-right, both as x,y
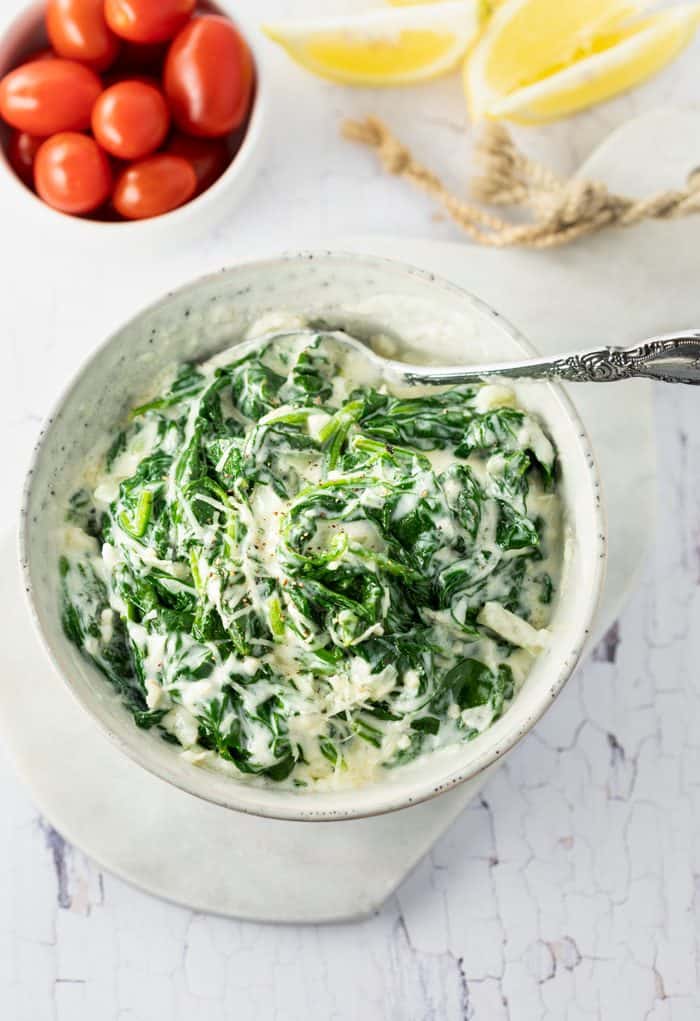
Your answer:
1,0 -> 699,1016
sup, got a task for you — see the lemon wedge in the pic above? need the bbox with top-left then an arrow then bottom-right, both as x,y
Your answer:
485,5 -> 700,123
465,0 -> 655,118
264,2 -> 482,86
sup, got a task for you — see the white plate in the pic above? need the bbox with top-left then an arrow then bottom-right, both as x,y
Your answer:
5,109 -> 698,922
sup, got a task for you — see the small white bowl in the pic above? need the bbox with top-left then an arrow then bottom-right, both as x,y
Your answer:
0,1 -> 268,245
20,252 -> 606,821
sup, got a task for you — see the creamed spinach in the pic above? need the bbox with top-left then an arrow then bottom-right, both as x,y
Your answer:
59,327 -> 563,788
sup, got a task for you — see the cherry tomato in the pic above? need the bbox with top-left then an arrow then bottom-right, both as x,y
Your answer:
34,132 -> 112,213
113,154 -> 196,219
164,16 -> 253,138
104,0 -> 195,44
46,0 -> 120,71
0,59 -> 102,135
92,80 -> 169,159
7,130 -> 44,186
166,132 -> 230,194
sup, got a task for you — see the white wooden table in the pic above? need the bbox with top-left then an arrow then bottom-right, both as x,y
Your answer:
1,2 -> 698,1018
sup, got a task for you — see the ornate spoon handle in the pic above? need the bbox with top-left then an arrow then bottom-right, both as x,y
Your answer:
399,331 -> 700,386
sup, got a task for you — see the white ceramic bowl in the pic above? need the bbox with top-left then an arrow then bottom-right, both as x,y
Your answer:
0,1 -> 267,245
20,252 -> 606,821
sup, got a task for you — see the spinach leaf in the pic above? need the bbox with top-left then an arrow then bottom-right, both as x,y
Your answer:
59,330 -> 560,787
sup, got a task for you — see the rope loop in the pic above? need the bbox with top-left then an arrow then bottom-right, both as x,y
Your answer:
342,116 -> 700,249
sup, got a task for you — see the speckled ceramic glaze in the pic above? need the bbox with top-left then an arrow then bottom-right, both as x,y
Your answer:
20,252 -> 606,821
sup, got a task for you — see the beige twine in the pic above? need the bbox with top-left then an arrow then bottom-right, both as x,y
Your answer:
342,116 -> 700,249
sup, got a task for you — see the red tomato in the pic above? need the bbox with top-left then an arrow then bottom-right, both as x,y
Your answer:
92,80 -> 169,159
164,16 -> 253,138
7,130 -> 44,186
46,0 -> 120,71
104,0 -> 195,44
166,132 -> 230,194
34,132 -> 112,213
0,59 -> 102,135
113,154 -> 196,219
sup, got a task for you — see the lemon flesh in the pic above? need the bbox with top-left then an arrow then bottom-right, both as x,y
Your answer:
466,0 -> 653,116
485,5 -> 700,123
264,2 -> 481,86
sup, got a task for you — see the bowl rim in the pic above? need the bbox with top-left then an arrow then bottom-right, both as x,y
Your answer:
19,250 -> 607,821
0,0 -> 268,235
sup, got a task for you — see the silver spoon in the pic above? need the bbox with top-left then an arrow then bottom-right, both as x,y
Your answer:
331,329 -> 700,386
